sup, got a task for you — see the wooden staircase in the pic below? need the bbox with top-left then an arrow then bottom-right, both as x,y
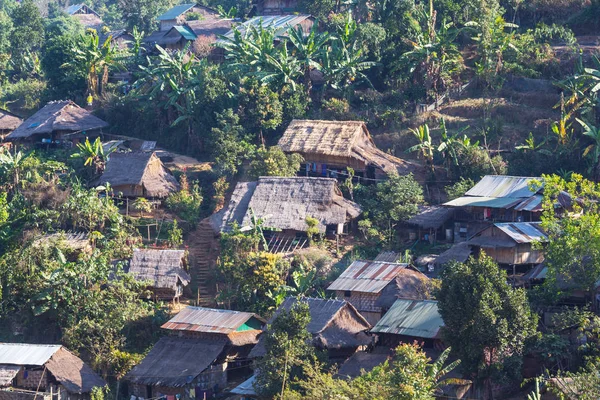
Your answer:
186,219 -> 219,307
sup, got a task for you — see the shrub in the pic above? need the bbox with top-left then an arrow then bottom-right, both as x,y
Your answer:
449,146 -> 507,181
0,78 -> 46,113
248,146 -> 304,179
445,177 -> 475,200
165,174 -> 203,223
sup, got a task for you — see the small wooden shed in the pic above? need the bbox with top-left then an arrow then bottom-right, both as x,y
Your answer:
97,152 -> 180,198
128,249 -> 191,300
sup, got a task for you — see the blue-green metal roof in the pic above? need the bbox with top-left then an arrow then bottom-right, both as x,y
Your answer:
371,299 -> 443,339
173,25 -> 197,40
157,3 -> 196,20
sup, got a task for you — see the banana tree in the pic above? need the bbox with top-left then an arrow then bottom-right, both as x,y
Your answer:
71,137 -> 114,178
427,347 -> 472,392
407,123 -> 435,174
0,149 -> 27,191
286,23 -> 330,95
577,118 -> 600,180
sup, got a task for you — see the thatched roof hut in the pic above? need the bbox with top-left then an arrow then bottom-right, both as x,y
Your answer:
336,349 -> 392,379
6,100 -> 109,141
0,109 -> 22,135
277,120 -> 418,177
0,343 -> 106,394
33,231 -> 91,254
97,152 -> 179,198
249,297 -> 371,359
210,177 -> 361,234
407,206 -> 454,230
129,249 -> 190,299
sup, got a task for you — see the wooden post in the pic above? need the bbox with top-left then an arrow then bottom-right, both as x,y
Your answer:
147,225 -> 150,241
126,198 -> 129,216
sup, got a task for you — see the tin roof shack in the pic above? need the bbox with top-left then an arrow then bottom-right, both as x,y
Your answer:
126,306 -> 265,399
327,260 -> 430,324
128,249 -> 191,301
5,101 -> 109,144
66,4 -> 104,31
97,152 -> 179,198
444,175 -> 545,242
371,299 -> 444,350
209,177 -> 361,239
468,222 -> 547,269
405,205 -> 455,243
157,4 -> 219,31
249,297 -> 371,361
0,109 -> 22,138
0,343 -> 106,400
277,120 -> 418,180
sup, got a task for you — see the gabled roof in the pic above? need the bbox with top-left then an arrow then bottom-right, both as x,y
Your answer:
129,249 -> 190,290
371,299 -> 443,339
125,337 -> 227,387
99,30 -> 133,47
407,205 -> 454,229
209,177 -> 361,233
0,109 -> 23,131
7,100 -> 108,140
327,260 -> 411,294
186,18 -> 234,37
173,25 -> 197,40
161,306 -> 264,334
97,152 -> 179,198
433,242 -> 472,266
277,120 -> 415,175
374,269 -> 431,309
157,3 -> 196,20
66,3 -> 99,16
493,222 -> 547,243
222,14 -> 313,40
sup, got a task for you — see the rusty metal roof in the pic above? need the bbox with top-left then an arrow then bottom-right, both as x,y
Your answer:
327,260 -> 410,293
514,194 -> 543,211
0,344 -> 61,366
371,299 -> 443,338
494,222 -> 547,243
161,306 -> 264,334
465,175 -> 543,198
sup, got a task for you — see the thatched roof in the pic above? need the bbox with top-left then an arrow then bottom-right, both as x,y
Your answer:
277,120 -> 417,175
0,109 -> 22,132
434,242 -> 472,266
7,100 -> 108,140
248,297 -> 371,358
0,365 -> 20,386
97,152 -> 180,198
125,336 -> 227,387
161,306 -> 264,335
129,249 -> 190,291
210,177 -> 361,233
187,18 -> 234,37
45,347 -> 107,394
73,13 -> 104,30
407,206 -> 454,230
374,269 -> 431,309
336,349 -> 392,379
34,231 -> 90,251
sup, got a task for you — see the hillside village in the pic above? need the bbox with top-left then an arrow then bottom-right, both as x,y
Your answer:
0,0 -> 599,398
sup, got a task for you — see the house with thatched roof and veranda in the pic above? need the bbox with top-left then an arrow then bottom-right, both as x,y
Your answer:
209,177 -> 361,240
5,100 -> 108,144
0,109 -> 22,138
0,343 -> 106,400
96,152 -> 179,198
327,260 -> 431,324
128,249 -> 191,301
248,297 -> 372,361
126,306 -> 265,399
276,120 -> 420,180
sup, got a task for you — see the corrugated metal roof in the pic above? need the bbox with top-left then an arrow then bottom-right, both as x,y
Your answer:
327,260 -> 410,293
443,196 -> 523,208
66,4 -> 84,14
371,299 -> 443,338
374,251 -> 400,263
230,374 -> 256,396
161,306 -> 263,334
173,25 -> 197,40
523,263 -> 547,280
222,14 -> 313,40
0,344 -> 61,366
465,175 -> 543,198
514,195 -> 543,211
157,3 -> 196,20
494,222 -> 547,243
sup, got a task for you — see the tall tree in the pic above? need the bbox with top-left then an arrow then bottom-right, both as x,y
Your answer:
437,253 -> 538,397
9,0 -> 44,73
117,0 -> 170,32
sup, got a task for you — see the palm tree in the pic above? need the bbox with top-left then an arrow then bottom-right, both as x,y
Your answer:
71,137 -> 113,178
286,23 -> 330,95
407,123 -> 435,174
577,118 -> 600,179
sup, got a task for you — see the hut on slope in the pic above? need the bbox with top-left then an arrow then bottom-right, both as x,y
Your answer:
6,100 -> 109,143
468,222 -> 547,268
327,260 -> 430,324
96,152 -> 179,198
336,348 -> 392,379
66,4 -> 104,31
277,120 -> 418,180
405,205 -> 455,243
249,297 -> 371,361
0,109 -> 22,138
0,343 -> 106,399
128,249 -> 191,300
209,177 -> 361,239
126,306 -> 264,398
156,3 -> 219,32
371,299 -> 444,349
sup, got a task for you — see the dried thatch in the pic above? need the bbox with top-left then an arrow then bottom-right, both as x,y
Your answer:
407,206 -> 454,230
34,231 -> 90,252
374,269 -> 431,309
7,101 -> 108,140
0,365 -> 20,387
0,109 -> 22,132
336,350 -> 392,379
73,13 -> 104,30
277,120 -> 417,175
434,242 -> 472,266
45,347 -> 106,394
125,336 -> 227,387
210,177 -> 361,233
249,297 -> 371,358
187,19 -> 233,37
129,249 -> 190,291
97,152 -> 179,198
